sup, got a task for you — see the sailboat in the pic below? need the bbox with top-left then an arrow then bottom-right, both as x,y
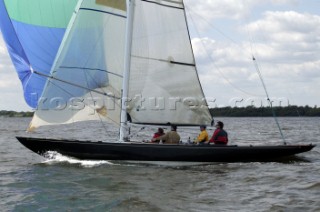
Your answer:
1,0 -> 315,162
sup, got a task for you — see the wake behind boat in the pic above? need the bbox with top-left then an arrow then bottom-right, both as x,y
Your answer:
16,137 -> 315,162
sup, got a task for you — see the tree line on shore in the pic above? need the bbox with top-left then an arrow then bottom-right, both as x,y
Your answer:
0,110 -> 34,117
209,105 -> 320,117
1,105 -> 320,117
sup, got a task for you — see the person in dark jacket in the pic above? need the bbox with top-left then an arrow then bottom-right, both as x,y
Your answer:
209,121 -> 228,145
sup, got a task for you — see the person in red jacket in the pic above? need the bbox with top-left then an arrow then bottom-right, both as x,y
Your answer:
209,121 -> 228,145
151,128 -> 165,143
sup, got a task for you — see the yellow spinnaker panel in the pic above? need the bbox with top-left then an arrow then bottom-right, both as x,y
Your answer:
96,0 -> 126,11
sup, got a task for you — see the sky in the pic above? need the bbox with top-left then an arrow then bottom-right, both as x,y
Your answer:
0,0 -> 320,111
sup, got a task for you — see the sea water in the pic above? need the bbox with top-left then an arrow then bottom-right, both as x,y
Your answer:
0,117 -> 319,211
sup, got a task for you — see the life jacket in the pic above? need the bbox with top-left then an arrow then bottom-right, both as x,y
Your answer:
197,130 -> 209,142
209,129 -> 228,144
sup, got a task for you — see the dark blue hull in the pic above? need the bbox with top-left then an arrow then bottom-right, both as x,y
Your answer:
16,137 -> 315,162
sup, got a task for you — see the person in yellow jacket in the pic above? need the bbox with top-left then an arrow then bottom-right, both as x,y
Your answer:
195,125 -> 208,144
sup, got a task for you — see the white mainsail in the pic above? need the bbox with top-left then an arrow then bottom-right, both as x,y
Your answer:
29,0 -> 126,130
127,0 -> 212,125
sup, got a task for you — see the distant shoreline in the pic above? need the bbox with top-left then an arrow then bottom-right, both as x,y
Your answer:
209,105 -> 320,117
1,105 -> 319,117
0,110 -> 33,117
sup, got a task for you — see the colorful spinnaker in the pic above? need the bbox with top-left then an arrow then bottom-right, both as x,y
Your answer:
0,0 -> 78,108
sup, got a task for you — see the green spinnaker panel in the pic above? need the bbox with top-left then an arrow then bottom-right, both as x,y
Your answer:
4,0 -> 78,28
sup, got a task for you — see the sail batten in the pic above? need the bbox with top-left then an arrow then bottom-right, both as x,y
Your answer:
170,61 -> 196,67
59,66 -> 123,78
33,70 -> 121,99
131,55 -> 196,67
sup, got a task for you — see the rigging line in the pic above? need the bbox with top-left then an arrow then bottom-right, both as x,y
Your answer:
60,66 -> 123,78
185,6 -> 265,97
187,3 -> 285,143
75,55 -> 122,109
46,79 -> 78,100
43,79 -> 120,132
94,104 -> 122,131
80,67 -> 122,108
182,0 -> 211,114
46,79 -> 91,127
245,12 -> 299,118
253,57 -> 286,144
66,11 -> 122,103
185,5 -> 253,59
45,80 -> 121,128
71,13 -> 123,109
44,73 -> 122,123
83,72 -> 110,132
244,11 -> 288,141
129,126 -> 146,138
44,79 -> 117,126
76,66 -> 122,109
84,74 -> 122,110
82,72 -> 122,130
69,22 -> 120,80
33,70 -> 121,99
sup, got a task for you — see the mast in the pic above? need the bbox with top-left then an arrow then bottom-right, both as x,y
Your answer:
119,0 -> 135,142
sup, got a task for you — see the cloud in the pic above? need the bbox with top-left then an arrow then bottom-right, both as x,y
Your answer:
190,8 -> 320,106
185,0 -> 300,21
244,11 -> 320,79
246,11 -> 320,47
185,0 -> 271,21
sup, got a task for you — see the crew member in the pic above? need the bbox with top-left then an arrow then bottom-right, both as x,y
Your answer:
209,121 -> 228,145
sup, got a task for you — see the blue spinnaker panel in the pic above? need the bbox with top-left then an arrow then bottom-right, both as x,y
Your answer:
0,0 -> 31,93
0,0 -> 77,108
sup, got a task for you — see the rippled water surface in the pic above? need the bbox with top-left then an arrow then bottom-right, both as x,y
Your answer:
1,117 -> 319,211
